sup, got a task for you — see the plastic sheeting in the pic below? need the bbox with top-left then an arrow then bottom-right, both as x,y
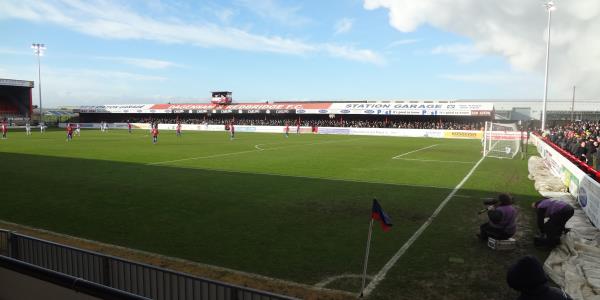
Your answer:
528,156 -> 568,193
528,156 -> 600,300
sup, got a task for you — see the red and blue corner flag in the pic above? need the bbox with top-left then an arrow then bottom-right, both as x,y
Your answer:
371,199 -> 393,232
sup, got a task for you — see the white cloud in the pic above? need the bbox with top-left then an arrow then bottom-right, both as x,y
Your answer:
386,39 -> 420,49
334,18 -> 354,35
0,0 -> 381,64
364,0 -> 600,98
431,44 -> 482,63
95,56 -> 181,70
235,0 -> 310,27
215,9 -> 236,23
439,72 -> 529,84
0,47 -> 31,56
323,44 -> 384,65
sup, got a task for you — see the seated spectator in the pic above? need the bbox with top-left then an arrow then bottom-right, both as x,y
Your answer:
478,193 -> 517,241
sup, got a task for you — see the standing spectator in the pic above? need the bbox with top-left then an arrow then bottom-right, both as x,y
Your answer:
574,141 -> 587,163
595,138 -> 600,170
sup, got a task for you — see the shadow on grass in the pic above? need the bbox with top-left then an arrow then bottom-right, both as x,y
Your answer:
0,152 -> 549,299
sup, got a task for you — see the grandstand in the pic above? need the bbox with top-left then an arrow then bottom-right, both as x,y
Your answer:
0,79 -> 34,122
77,100 -> 494,130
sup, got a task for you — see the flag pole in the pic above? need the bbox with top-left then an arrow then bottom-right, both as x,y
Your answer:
360,218 -> 374,297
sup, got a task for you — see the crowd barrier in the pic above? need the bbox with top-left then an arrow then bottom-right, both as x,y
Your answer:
59,123 -> 484,139
0,230 -> 296,300
531,133 -> 600,228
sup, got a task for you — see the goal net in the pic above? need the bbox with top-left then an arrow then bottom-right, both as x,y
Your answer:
483,122 -> 522,159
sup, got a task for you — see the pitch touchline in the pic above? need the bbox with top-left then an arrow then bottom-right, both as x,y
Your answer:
147,137 -> 367,165
361,155 -> 486,297
394,158 -> 476,164
392,144 -> 438,159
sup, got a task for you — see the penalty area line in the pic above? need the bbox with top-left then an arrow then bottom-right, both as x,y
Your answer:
392,144 -> 438,159
394,158 -> 476,164
361,155 -> 485,297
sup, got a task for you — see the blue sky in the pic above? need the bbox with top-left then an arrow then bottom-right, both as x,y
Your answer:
1,0 -> 595,107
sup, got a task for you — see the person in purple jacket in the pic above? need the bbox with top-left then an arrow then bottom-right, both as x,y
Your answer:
478,193 -> 518,241
532,198 -> 574,247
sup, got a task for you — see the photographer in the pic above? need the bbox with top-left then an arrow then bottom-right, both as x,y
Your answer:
478,193 -> 517,241
532,198 -> 574,247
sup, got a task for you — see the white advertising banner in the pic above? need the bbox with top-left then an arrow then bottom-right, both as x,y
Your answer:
316,127 -> 483,139
79,102 -> 494,116
60,123 -> 483,139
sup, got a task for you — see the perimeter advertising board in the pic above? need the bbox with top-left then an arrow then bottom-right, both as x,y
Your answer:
531,134 -> 600,228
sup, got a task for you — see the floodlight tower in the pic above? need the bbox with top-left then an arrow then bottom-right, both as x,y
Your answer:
541,1 -> 556,131
31,43 -> 46,123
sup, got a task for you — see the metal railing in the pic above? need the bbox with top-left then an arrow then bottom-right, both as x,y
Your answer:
0,230 -> 298,300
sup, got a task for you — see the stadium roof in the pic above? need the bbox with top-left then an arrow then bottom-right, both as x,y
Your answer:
455,99 -> 600,112
0,78 -> 34,88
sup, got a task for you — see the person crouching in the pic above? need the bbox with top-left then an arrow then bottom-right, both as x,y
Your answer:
478,193 -> 517,241
532,198 -> 574,247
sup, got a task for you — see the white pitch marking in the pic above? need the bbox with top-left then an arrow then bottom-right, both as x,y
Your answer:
148,137 -> 367,166
392,144 -> 438,159
254,144 -> 265,151
393,158 -> 476,164
361,155 -> 486,297
315,273 -> 373,288
147,149 -> 259,165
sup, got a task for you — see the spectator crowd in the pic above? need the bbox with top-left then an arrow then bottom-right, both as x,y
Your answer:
545,121 -> 600,171
79,114 -> 484,131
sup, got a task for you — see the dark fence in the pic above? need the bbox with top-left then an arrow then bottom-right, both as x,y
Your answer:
0,230 -> 298,300
0,255 -> 150,300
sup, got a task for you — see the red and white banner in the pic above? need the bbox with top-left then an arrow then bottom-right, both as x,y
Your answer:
79,102 -> 493,116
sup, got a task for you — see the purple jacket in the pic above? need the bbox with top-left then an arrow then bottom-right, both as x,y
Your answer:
489,204 -> 517,236
536,199 -> 569,218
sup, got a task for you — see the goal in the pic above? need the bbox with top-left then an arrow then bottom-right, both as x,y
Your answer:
483,122 -> 522,159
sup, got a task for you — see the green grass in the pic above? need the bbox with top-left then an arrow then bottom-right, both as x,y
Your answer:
0,129 -> 546,299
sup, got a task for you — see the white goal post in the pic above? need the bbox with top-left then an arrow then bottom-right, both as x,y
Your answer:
483,122 -> 523,159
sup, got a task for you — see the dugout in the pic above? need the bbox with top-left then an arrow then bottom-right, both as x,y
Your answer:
0,78 -> 34,120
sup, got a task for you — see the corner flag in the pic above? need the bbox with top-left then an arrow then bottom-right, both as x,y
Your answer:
360,199 -> 393,297
371,199 -> 393,232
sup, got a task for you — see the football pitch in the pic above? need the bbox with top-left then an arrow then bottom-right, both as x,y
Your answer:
0,129 -> 546,299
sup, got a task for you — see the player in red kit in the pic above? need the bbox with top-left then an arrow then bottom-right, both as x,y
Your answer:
127,121 -> 132,134
152,126 -> 159,144
176,122 -> 182,137
229,122 -> 235,140
284,123 -> 289,138
66,123 -> 73,142
1,121 -> 7,139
